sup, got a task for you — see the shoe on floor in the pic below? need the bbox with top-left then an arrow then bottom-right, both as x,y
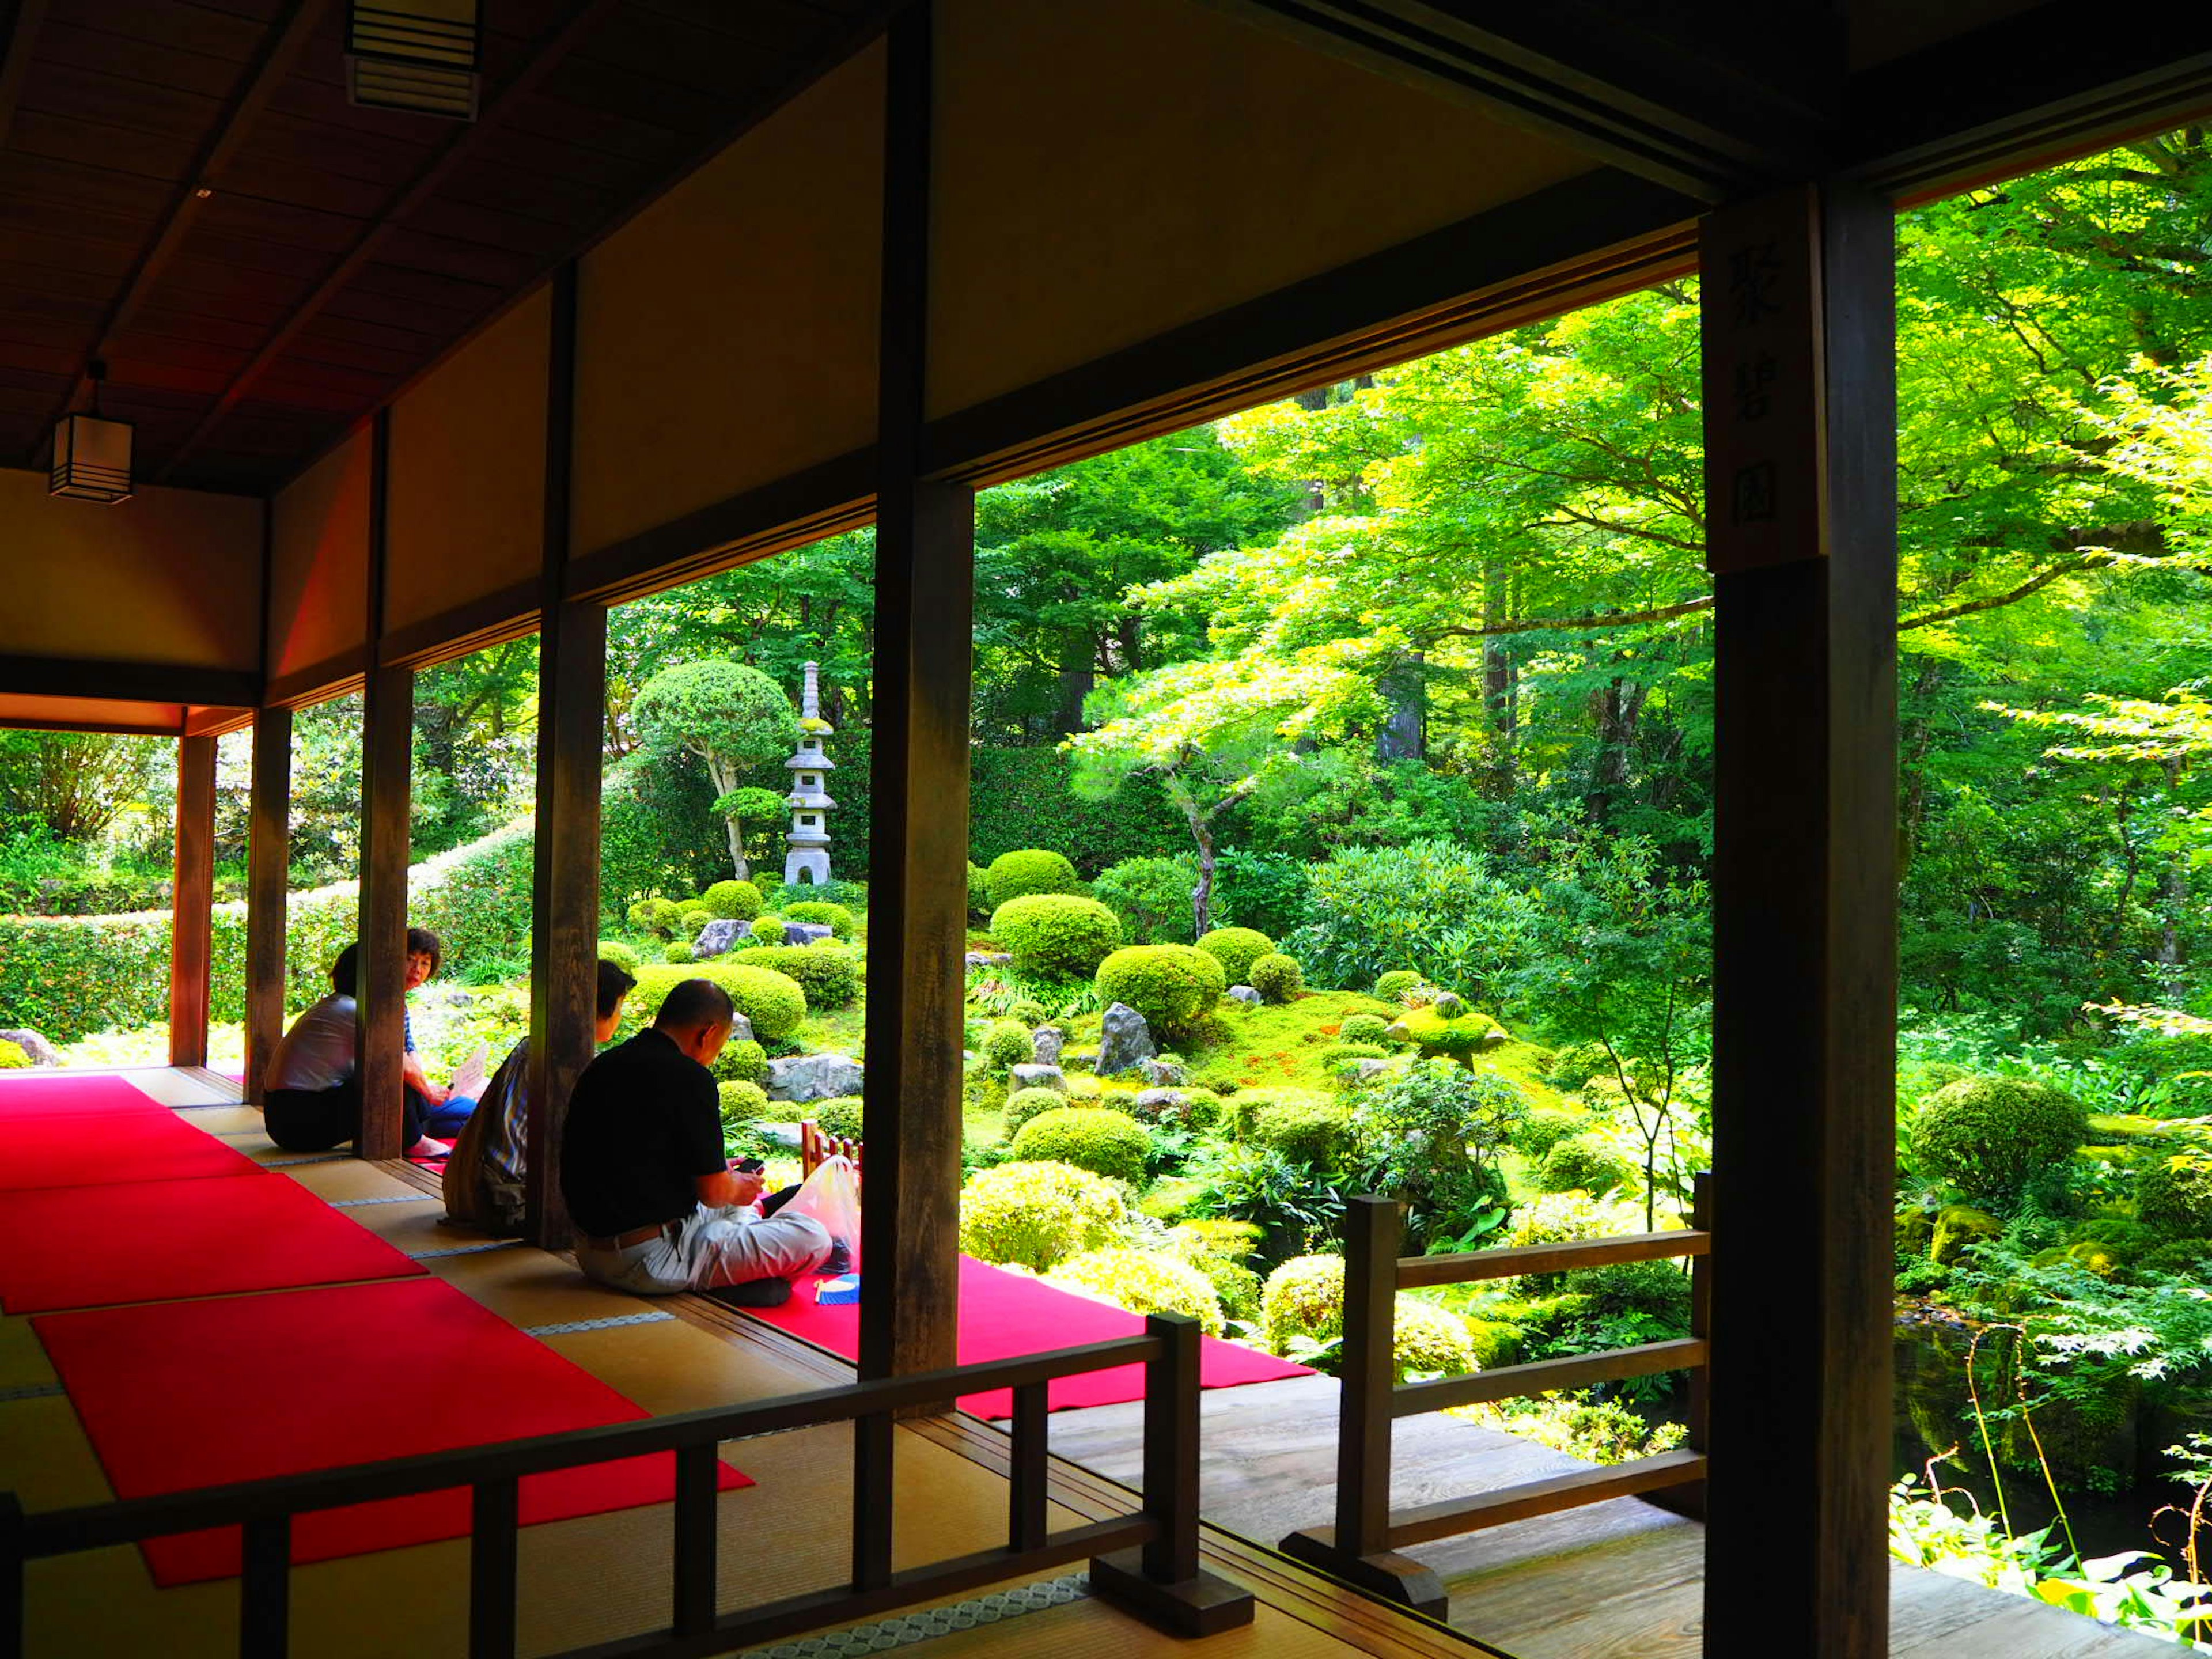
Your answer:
707,1277 -> 793,1308
406,1136 -> 452,1159
817,1240 -> 851,1277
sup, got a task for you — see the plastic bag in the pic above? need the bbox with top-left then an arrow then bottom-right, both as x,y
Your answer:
778,1154 -> 860,1247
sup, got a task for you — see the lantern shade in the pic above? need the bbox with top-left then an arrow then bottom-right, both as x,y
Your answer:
346,0 -> 479,120
48,411 -> 134,504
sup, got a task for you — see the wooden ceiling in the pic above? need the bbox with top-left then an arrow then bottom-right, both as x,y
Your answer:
0,0 -> 885,495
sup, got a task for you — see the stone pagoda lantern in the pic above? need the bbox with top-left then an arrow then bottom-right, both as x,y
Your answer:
783,660 -> 836,887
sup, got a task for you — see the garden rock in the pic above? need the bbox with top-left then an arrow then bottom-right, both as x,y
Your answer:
694,919 -> 744,958
1228,986 -> 1263,1006
729,1013 -> 755,1044
1139,1056 -> 1185,1087
783,922 -> 835,948
1032,1026 -> 1066,1065
1135,1088 -> 1190,1120
1096,1002 -> 1156,1075
0,1028 -> 56,1065
766,1052 -> 865,1104
964,952 -> 1012,970
1009,1063 -> 1066,1094
757,1121 -> 804,1149
1353,1058 -> 1392,1085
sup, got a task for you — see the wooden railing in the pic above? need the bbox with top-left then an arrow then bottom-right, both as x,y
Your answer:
1281,1177 -> 1711,1617
2,1315 -> 1252,1659
800,1118 -> 862,1177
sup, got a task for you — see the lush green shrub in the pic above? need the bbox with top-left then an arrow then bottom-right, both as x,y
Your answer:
1374,970 -> 1424,1003
1908,1075 -> 2088,1203
1249,1094 -> 1356,1169
678,902 -> 714,931
628,897 -> 680,938
982,1020 -> 1034,1070
1390,1003 -> 1506,1058
783,900 -> 855,938
1197,927 -> 1275,986
1093,857 -> 1198,944
712,1039 -> 770,1085
1248,952 -> 1304,1003
664,941 -> 696,964
624,961 -> 807,1041
959,1161 -> 1126,1271
1168,1218 -> 1264,1263
1393,1300 -> 1479,1381
1043,1249 -> 1225,1335
749,916 -> 788,944
717,1079 -> 769,1125
0,1039 -> 27,1069
1560,1259 -> 1692,1323
1289,840 -> 1545,998
2138,1152 -> 2212,1238
1538,1135 -> 1635,1195
1339,1013 -> 1392,1046
810,1096 -> 865,1140
1511,1107 -> 1594,1160
1008,999 -> 1048,1027
597,940 -> 641,974
967,862 -> 993,922
1260,1255 -> 1345,1353
1003,1086 -> 1075,1137
702,880 -> 764,921
1503,1192 -> 1653,1290
985,849 -> 1081,911
991,895 -> 1122,978
1199,1256 -> 1263,1322
740,944 -> 861,1009
1009,1106 -> 1150,1184
1094,944 -> 1222,1035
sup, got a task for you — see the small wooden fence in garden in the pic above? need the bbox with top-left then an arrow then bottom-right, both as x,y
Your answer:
1281,1177 -> 1712,1618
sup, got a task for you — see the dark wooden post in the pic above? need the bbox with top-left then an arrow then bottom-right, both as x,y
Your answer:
1702,183 -> 1896,1659
1,1490 -> 23,1659
525,262 -> 597,1251
1334,1195 -> 1398,1556
356,408 -> 410,1160
167,733 -> 217,1069
859,0 -> 973,1384
244,706 -> 291,1107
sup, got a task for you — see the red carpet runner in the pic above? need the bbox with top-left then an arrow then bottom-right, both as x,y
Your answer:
0,1107 -> 258,1191
0,1073 -> 188,1117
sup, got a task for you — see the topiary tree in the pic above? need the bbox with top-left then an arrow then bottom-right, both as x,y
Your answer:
1908,1075 -> 2089,1205
1009,1105 -> 1152,1184
959,1160 -> 1127,1271
982,1019 -> 1034,1071
622,961 -> 808,1041
1196,927 -> 1274,986
740,944 -> 862,1009
713,787 -> 789,881
1510,1106 -> 1596,1160
1093,857 -> 1202,944
702,879 -> 764,921
2137,1151 -> 2212,1237
678,902 -> 714,935
1374,969 -> 1425,1003
1003,1085 -> 1077,1137
783,900 -> 856,938
750,916 -> 788,944
1044,1249 -> 1226,1335
717,1079 -> 769,1127
664,941 -> 696,964
811,1096 -> 865,1139
984,849 -> 1081,911
967,861 -> 993,923
1095,944 -> 1224,1035
1537,1134 -> 1636,1195
991,894 -> 1122,978
1248,952 -> 1304,1002
1339,1013 -> 1392,1046
631,660 -> 801,880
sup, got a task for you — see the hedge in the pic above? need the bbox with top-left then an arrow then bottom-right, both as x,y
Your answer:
739,944 -> 862,1009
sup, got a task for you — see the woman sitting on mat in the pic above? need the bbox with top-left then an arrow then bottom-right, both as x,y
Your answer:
262,943 -> 451,1158
444,958 -> 637,1235
402,927 -> 476,1141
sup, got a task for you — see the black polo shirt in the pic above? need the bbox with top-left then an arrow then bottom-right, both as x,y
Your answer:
559,1027 -> 726,1238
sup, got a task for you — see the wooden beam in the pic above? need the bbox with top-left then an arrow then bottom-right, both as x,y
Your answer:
1702,182 -> 1897,1659
1384,1450 -> 1707,1548
860,0 -> 971,1385
263,652 -> 371,712
377,579 -> 539,672
0,0 -> 50,154
20,0 -> 332,466
244,706 -> 291,1109
525,262 -> 596,1252
167,734 -> 217,1069
0,656 -> 258,707
355,411 -> 409,1160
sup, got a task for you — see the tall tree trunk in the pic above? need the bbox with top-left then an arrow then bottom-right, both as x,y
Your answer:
701,751 -> 749,880
1375,652 -> 1426,763
1589,676 -> 1645,817
1054,631 -> 1095,736
1897,657 -> 1946,876
1482,556 -> 1517,797
2158,759 -> 2187,993
1169,779 -> 1218,937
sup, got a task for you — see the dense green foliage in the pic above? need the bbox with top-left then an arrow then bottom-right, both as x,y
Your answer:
1009,1106 -> 1151,1184
1908,1076 -> 2089,1203
984,849 -> 1081,910
1094,944 -> 1223,1034
957,1161 -> 1126,1271
1195,927 -> 1274,985
990,894 -> 1122,978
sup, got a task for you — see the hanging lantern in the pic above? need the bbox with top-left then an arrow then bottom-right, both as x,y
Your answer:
47,363 -> 133,505
346,0 -> 480,121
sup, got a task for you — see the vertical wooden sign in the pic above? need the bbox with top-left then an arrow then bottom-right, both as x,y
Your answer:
1702,184 -> 1827,574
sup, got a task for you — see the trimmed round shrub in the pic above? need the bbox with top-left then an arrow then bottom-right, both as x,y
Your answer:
597,940 -> 641,974
1009,999 -> 1049,1027
1260,1255 -> 1345,1352
627,897 -> 680,938
678,902 -> 714,931
1093,857 -> 1199,944
783,899 -> 856,938
2138,1152 -> 2212,1238
985,849 -> 1081,911
1094,945 -> 1222,1035
809,1096 -> 865,1139
1044,1249 -> 1225,1335
1196,927 -> 1275,986
1003,1085 -> 1076,1137
1389,1004 -> 1505,1058
1338,1013 -> 1392,1046
1009,1106 -> 1150,1185
1248,952 -> 1304,1003
749,916 -> 789,944
1537,1135 -> 1635,1195
626,962 -> 807,1042
1393,1300 -> 1478,1382
1249,1094 -> 1356,1169
1908,1076 -> 2089,1203
1547,1041 -> 1613,1090
966,862 -> 992,923
959,1161 -> 1126,1271
0,1040 -> 27,1070
741,944 -> 861,1009
1168,1218 -> 1264,1263
992,894 -> 1122,978
1511,1107 -> 1595,1160
1200,1257 -> 1263,1323
711,1038 -> 770,1086
664,941 -> 696,964
1374,969 -> 1424,1003
717,1079 -> 768,1123
982,1019 -> 1034,1070
702,880 -> 764,921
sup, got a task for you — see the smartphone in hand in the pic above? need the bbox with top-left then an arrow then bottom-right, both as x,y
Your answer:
732,1156 -> 767,1174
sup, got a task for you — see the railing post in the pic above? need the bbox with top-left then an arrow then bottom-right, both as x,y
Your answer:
2,1492 -> 23,1659
1088,1315 -> 1255,1637
239,1513 -> 289,1659
672,1441 -> 718,1635
851,1412 -> 895,1593
1650,1172 -> 1715,1521
469,1478 -> 519,1659
1008,1381 -> 1049,1552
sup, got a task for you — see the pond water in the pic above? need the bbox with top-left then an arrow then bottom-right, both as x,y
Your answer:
1893,1310 -> 2205,1569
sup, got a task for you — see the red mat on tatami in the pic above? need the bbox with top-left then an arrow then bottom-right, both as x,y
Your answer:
745,1254 -> 1309,1418
0,1108 -> 258,1191
34,1277 -> 751,1585
0,1173 -> 426,1313
0,1072 -> 180,1117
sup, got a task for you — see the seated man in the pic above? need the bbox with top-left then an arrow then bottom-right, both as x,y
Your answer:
444,959 -> 637,1235
561,978 -> 840,1299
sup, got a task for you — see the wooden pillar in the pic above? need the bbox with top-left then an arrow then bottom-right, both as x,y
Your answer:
356,409 -> 411,1160
166,734 -> 217,1068
860,0 -> 972,1382
526,261 -> 597,1250
243,706 -> 292,1105
1701,183 -> 1896,1659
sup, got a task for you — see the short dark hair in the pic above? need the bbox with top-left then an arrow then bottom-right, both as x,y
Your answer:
654,978 -> 733,1033
331,943 -> 359,996
406,927 -> 443,974
596,959 -> 637,1020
